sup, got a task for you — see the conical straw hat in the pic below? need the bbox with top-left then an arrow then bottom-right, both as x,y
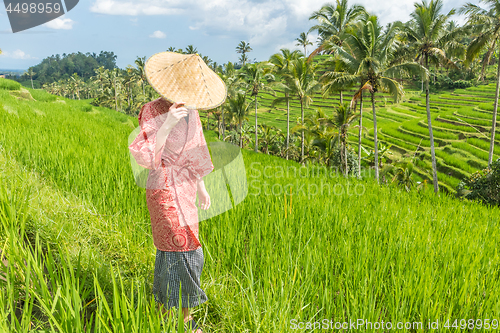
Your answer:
145,52 -> 227,110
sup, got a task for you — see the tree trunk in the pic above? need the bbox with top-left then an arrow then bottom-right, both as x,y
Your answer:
217,107 -> 221,140
340,90 -> 343,104
358,93 -> 363,178
488,59 -> 500,166
286,93 -> 290,160
114,79 -> 118,113
222,105 -> 225,141
255,95 -> 258,152
240,122 -> 243,148
127,83 -> 130,106
371,92 -> 379,182
343,135 -> 348,177
207,112 -> 209,130
425,54 -> 439,193
30,76 -> 34,89
301,99 -> 304,166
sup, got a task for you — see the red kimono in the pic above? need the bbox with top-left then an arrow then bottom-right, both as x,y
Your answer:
128,98 -> 214,252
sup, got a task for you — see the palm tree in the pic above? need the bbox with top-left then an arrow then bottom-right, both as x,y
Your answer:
236,41 -> 252,66
185,45 -> 198,54
401,0 -> 464,192
27,67 -> 36,89
69,73 -> 83,100
460,0 -> 500,167
295,32 -> 313,56
327,14 -> 427,181
446,20 -> 459,32
280,57 -> 322,164
269,49 -> 303,159
361,142 -> 394,169
219,62 -> 239,140
167,46 -> 176,52
133,56 -> 147,95
381,160 -> 416,192
218,61 -> 239,140
98,68 -> 124,113
258,125 -> 283,154
238,62 -> 275,152
320,48 -> 364,177
226,91 -> 252,148
308,0 -> 365,59
210,61 -> 220,73
319,55 -> 354,106
238,54 -> 249,66
292,108 -> 339,166
201,55 -> 213,68
330,103 -> 359,176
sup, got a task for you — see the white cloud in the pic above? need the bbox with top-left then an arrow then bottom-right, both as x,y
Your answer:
149,30 -> 166,38
88,0 -> 470,54
0,49 -> 35,59
90,0 -> 295,46
44,18 -> 75,29
185,0 -> 292,46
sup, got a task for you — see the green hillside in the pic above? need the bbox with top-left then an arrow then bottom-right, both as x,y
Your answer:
1,78 -> 500,331
253,82 -> 500,193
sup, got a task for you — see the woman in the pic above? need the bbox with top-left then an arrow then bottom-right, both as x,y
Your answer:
128,52 -> 227,333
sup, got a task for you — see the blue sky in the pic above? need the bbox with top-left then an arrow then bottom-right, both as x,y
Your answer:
1,0 -> 469,71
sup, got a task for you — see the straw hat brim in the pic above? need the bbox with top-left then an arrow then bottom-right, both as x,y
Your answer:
145,52 -> 227,110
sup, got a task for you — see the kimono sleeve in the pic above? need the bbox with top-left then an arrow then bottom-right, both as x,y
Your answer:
128,103 -> 167,170
188,110 -> 215,180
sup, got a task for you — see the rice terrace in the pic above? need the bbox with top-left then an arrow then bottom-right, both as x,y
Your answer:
1,0 -> 500,331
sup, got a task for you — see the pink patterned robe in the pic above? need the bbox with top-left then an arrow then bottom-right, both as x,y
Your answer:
128,97 -> 214,252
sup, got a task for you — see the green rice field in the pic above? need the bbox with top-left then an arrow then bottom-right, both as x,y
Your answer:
1,78 -> 500,332
255,82 -> 500,193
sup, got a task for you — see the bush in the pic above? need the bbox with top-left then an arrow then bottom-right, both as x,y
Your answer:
331,145 -> 359,177
431,73 -> 453,90
0,78 -> 21,90
425,73 -> 474,91
457,158 -> 500,206
451,80 -> 473,89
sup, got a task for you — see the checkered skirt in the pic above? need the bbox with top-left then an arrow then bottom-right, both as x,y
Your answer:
153,246 -> 207,309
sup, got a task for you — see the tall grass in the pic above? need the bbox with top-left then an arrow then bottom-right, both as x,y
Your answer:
0,78 -> 21,90
0,157 -> 183,332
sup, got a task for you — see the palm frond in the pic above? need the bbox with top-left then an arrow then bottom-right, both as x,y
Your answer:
380,77 -> 404,102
